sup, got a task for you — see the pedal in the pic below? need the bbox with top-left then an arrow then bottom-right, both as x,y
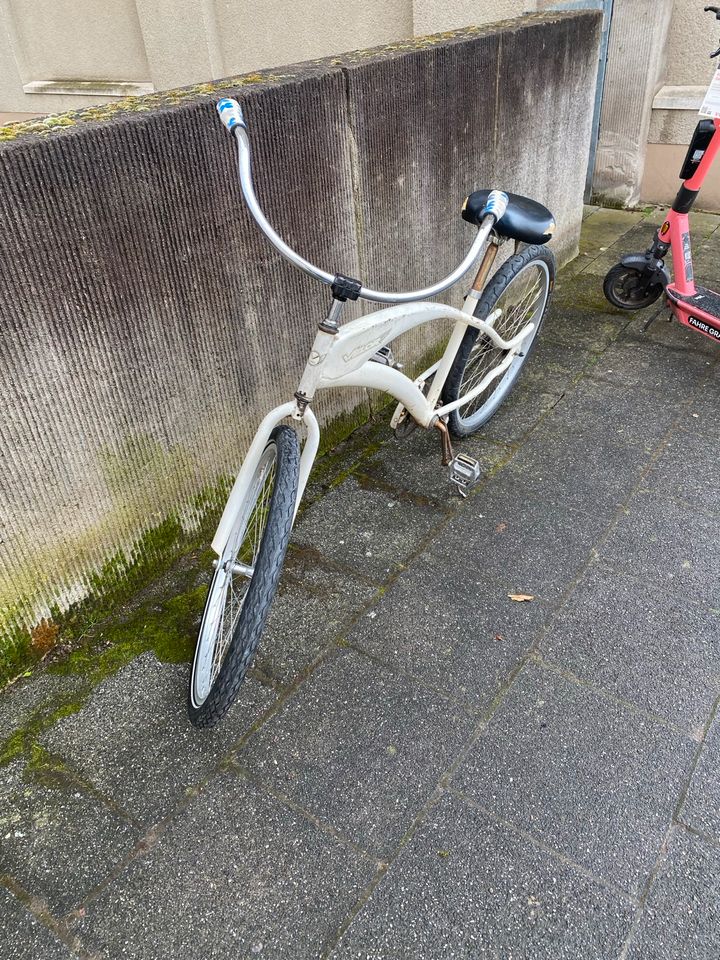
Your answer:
448,453 -> 482,498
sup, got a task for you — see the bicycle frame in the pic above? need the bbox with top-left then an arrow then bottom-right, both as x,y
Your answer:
211,292 -> 534,554
211,97 -> 536,556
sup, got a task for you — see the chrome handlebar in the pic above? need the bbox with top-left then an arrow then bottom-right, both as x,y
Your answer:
217,98 -> 505,305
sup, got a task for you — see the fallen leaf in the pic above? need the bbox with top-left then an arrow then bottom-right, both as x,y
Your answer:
508,593 -> 534,602
493,634 -> 505,642
495,522 -> 507,533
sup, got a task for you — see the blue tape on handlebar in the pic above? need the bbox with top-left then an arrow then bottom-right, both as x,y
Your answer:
482,191 -> 509,217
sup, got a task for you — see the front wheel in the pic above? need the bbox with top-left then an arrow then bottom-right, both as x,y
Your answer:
603,263 -> 664,310
442,243 -> 555,438
188,425 -> 299,728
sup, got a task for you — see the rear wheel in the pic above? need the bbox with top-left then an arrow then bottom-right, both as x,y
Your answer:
603,263 -> 664,310
188,425 -> 299,728
442,244 -> 555,438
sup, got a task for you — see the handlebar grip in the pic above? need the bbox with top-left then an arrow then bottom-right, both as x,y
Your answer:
482,190 -> 509,222
216,98 -> 246,133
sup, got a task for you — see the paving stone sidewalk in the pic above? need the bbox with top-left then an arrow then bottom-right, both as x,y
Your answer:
2,206 -> 720,959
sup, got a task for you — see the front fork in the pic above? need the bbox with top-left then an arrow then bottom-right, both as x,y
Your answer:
211,402 -> 320,555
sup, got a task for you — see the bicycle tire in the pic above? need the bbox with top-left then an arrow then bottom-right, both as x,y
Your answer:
442,244 -> 555,438
188,425 -> 299,728
603,263 -> 664,310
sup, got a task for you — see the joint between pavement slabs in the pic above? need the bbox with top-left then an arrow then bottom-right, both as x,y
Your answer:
442,785 -> 641,908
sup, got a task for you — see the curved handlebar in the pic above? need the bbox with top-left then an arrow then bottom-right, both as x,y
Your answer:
216,98 -> 503,305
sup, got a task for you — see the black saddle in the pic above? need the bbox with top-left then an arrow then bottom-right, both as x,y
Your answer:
462,190 -> 555,245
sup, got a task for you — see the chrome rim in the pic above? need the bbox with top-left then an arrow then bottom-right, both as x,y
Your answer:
457,259 -> 550,424
191,443 -> 277,708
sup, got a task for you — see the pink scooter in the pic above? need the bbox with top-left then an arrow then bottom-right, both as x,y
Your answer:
603,5 -> 720,344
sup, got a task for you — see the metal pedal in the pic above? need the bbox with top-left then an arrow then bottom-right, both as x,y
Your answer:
448,453 -> 482,498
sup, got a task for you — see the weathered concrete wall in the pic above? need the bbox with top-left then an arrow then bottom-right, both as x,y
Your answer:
0,10 -> 601,672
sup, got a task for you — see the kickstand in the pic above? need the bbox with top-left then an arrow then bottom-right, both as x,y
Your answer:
642,305 -> 667,332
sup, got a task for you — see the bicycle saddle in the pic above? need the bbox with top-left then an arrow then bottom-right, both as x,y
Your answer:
462,190 -> 555,245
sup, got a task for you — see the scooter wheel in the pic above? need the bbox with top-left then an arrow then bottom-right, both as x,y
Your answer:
603,264 -> 664,310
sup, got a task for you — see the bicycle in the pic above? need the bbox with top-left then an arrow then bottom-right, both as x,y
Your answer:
188,96 -> 556,727
602,4 -> 720,345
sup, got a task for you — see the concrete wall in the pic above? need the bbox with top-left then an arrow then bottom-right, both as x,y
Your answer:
0,0 -> 537,118
0,11 -> 601,668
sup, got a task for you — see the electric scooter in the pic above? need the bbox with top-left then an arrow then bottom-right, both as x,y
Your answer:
602,5 -> 720,344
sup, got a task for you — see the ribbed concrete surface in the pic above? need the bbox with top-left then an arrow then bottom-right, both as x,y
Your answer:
0,11 -> 601,660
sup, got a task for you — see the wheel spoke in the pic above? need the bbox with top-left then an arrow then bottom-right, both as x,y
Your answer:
192,444 -> 279,705
456,261 -> 549,422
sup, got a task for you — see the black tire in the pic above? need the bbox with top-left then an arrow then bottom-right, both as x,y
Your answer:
442,243 -> 555,438
188,425 -> 299,728
603,263 -> 664,310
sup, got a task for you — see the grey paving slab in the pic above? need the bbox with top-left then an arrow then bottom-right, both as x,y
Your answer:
679,714 -> 720,843
643,426 -> 720,515
477,383 -> 562,445
240,648 -> 475,856
348,551 -> 548,711
679,368 -> 720,434
541,562 -> 720,735
42,653 -> 274,824
0,886 -> 74,960
543,285 -> 625,352
498,377 -> 678,519
625,827 -> 720,960
588,338 -> 714,402
332,792 -> 635,960
74,771 -> 378,960
453,665 -> 696,896
360,426 -> 506,507
0,759 -> 138,914
501,418 -> 657,519
540,377 -> 679,449
255,552 -> 377,685
521,336 -> 598,395
0,673 -> 88,741
599,490 -> 720,608
438,475 -> 609,603
291,475 -> 442,582
576,208 -> 647,251
619,310 -> 720,356
301,420 -> 387,508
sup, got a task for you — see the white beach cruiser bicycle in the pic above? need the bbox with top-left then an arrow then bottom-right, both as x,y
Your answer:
188,97 -> 556,727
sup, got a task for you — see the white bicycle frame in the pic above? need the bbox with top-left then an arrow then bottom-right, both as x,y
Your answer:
211,99 -> 536,556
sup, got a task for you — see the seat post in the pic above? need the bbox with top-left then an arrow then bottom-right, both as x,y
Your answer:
470,235 -> 501,295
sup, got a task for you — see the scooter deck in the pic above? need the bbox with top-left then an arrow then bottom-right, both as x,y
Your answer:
667,284 -> 720,342
668,284 -> 720,316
